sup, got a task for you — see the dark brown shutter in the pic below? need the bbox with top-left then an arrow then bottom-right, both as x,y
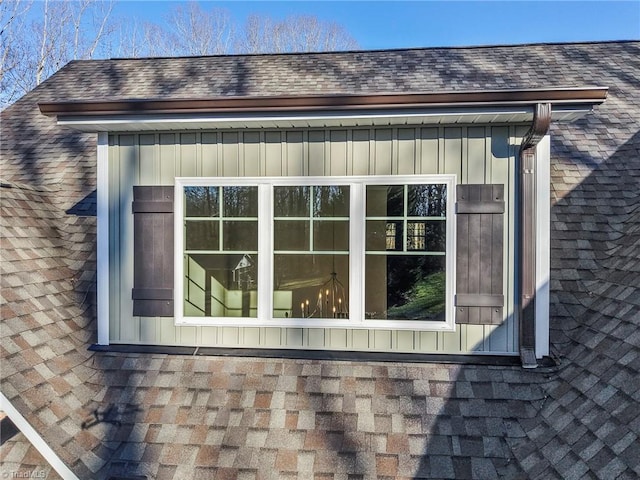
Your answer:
455,184 -> 505,325
132,186 -> 174,317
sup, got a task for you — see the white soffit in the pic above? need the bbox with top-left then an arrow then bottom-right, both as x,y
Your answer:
56,105 -> 594,132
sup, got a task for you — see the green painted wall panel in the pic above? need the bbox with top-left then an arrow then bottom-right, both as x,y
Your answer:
159,317 -> 176,344
418,331 -> 438,351
373,330 -> 392,350
201,133 -> 218,177
265,132 -> 283,176
419,128 -> 439,174
463,324 -> 486,352
108,137 -> 120,342
244,327 -> 260,346
264,327 -> 281,347
180,133 -> 198,176
330,131 -> 348,176
140,317 -> 157,344
308,131 -> 325,176
351,130 -> 370,176
221,327 -> 239,346
201,326 -> 218,344
443,128 -> 463,177
307,328 -> 325,348
118,136 -> 137,342
396,330 -> 415,351
179,326 -> 197,345
374,129 -> 392,175
159,134 -> 176,183
286,132 -> 304,176
466,127 -> 486,184
286,328 -> 304,347
108,125 -> 520,354
139,134 -> 156,185
329,329 -> 348,349
243,132 -> 261,176
351,330 -> 367,349
397,128 -> 416,175
222,132 -> 240,177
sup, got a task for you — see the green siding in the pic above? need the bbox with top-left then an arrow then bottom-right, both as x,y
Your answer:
108,126 -> 521,354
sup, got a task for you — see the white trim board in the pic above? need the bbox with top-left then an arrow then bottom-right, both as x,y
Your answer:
97,132 -> 110,345
535,135 -> 551,358
0,392 -> 80,480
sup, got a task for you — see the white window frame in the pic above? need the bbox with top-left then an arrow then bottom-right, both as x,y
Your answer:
175,175 -> 456,331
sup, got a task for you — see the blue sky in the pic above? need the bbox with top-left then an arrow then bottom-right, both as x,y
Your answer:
113,0 -> 639,49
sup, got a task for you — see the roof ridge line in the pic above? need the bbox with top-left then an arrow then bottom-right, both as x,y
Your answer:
61,39 -> 639,63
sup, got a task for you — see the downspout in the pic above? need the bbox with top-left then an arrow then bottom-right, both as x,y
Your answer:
519,103 -> 551,368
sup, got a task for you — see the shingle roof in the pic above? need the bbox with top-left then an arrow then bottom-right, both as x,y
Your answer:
1,41 -> 639,479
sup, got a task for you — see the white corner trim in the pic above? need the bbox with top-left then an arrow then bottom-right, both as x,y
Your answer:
96,132 -> 109,345
0,392 -> 80,480
535,135 -> 551,358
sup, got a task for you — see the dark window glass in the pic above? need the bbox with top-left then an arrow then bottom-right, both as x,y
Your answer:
365,255 -> 445,321
274,220 -> 310,251
408,184 -> 447,217
185,221 -> 219,250
426,221 -> 447,252
274,186 -> 310,217
222,186 -> 258,217
313,220 -> 349,251
366,220 -> 403,251
185,187 -> 219,217
314,186 -> 350,217
366,185 -> 404,217
223,221 -> 258,251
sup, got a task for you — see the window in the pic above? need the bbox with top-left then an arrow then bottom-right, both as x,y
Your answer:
175,175 -> 456,331
365,184 -> 447,321
183,186 -> 259,318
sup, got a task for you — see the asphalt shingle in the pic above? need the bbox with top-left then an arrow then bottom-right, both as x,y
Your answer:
1,41 -> 639,479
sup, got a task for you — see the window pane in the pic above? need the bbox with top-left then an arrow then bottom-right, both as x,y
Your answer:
185,186 -> 218,217
273,254 -> 349,318
366,220 -> 403,251
425,221 -> 446,252
222,186 -> 258,217
314,186 -> 350,217
313,220 -> 349,251
407,222 -> 426,251
365,255 -> 445,321
223,221 -> 258,251
274,186 -> 310,217
185,221 -> 219,250
366,185 -> 404,217
408,184 -> 447,217
274,220 -> 309,251
184,253 -> 257,317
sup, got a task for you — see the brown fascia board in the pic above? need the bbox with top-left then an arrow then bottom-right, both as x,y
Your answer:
39,87 -> 608,117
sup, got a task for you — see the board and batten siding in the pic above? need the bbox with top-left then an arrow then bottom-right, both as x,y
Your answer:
108,126 -> 525,354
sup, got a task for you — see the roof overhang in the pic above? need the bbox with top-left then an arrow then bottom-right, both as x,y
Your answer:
39,87 -> 608,132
